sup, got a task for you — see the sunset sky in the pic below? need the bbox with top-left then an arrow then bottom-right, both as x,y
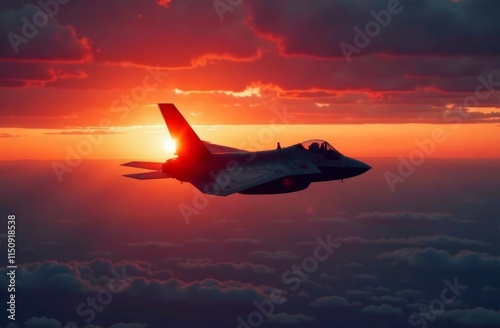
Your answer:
1,1 -> 500,328
1,0 -> 500,160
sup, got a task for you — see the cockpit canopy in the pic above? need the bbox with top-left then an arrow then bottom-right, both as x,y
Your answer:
294,139 -> 343,159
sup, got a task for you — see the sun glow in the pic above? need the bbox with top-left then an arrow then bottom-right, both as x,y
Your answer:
164,138 -> 177,153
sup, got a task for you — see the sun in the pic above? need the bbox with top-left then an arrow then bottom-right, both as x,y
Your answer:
164,138 -> 177,153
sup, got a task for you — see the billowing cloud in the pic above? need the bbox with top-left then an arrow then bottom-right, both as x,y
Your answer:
309,295 -> 356,307
0,62 -> 88,87
0,4 -> 92,61
356,211 -> 473,223
54,0 -> 262,68
22,317 -> 147,328
361,304 -> 403,316
247,0 -> 500,58
0,259 -> 173,293
1,1 -> 500,128
439,307 -> 500,326
177,258 -> 275,274
223,238 -> 262,244
353,274 -> 378,281
127,241 -> 183,248
377,247 -> 500,269
363,286 -> 392,294
0,259 -> 273,304
393,289 -> 426,300
124,277 -> 271,301
266,312 -> 316,325
249,250 -> 299,260
307,216 -> 347,223
344,290 -> 375,300
338,262 -> 366,270
371,295 -> 407,305
335,235 -> 490,247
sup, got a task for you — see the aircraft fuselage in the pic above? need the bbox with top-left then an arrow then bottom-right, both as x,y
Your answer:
162,145 -> 370,195
122,104 -> 371,196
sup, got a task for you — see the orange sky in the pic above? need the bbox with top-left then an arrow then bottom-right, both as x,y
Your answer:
1,122 -> 499,161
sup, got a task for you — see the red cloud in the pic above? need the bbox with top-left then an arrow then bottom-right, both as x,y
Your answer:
1,4 -> 92,62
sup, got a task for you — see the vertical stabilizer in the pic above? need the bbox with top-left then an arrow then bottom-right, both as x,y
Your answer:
158,103 -> 212,161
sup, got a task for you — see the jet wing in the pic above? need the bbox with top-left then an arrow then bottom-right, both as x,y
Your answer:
202,141 -> 249,153
188,169 -> 286,196
123,171 -> 171,180
187,161 -> 320,196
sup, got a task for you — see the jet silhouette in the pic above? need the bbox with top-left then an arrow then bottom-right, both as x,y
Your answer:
122,104 -> 371,195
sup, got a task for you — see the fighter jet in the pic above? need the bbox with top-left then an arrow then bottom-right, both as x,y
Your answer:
121,104 -> 371,196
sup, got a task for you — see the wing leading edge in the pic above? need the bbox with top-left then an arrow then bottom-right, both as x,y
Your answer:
124,171 -> 171,180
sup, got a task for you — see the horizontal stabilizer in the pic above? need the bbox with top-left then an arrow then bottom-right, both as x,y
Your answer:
121,161 -> 164,171
123,171 -> 171,180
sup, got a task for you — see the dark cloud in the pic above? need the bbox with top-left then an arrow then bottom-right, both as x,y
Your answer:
319,273 -> 338,280
439,307 -> 500,326
1,159 -> 499,327
363,287 -> 392,294
393,289 -> 426,300
223,238 -> 262,244
377,247 -> 500,269
356,211 -> 473,223
249,250 -> 299,260
361,304 -> 403,316
337,262 -> 366,271
344,290 -> 375,300
127,241 -> 183,248
177,258 -> 276,274
335,235 -> 490,246
309,295 -> 356,307
0,62 -> 87,87
0,4 -> 92,61
53,0 -> 262,68
21,317 -> 147,328
266,312 -> 316,325
353,274 -> 379,281
1,1 -> 500,128
307,216 -> 347,223
124,277 -> 270,302
185,238 -> 217,243
247,0 -> 500,58
0,259 -> 173,293
24,316 -> 62,328
370,295 -> 407,305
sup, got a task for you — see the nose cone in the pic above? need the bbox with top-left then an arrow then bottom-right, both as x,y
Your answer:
344,157 -> 371,178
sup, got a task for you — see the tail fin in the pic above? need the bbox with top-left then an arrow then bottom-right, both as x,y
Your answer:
158,103 -> 212,161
